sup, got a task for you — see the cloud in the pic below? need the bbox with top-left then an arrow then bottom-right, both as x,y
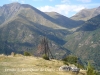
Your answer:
77,0 -> 91,3
38,4 -> 85,17
9,0 -> 25,3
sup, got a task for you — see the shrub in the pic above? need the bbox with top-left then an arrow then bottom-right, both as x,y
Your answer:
62,55 -> 78,64
24,51 -> 31,56
75,63 -> 84,69
87,62 -> 98,75
63,61 -> 69,65
42,54 -> 49,60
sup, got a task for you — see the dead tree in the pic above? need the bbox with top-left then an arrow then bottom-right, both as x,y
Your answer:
37,37 -> 54,59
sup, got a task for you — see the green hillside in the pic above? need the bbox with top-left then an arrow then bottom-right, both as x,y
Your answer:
64,15 -> 100,70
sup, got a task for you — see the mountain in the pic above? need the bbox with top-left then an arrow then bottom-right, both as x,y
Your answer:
71,6 -> 100,21
64,14 -> 100,70
0,2 -> 73,59
77,14 -> 100,31
45,12 -> 84,29
0,2 -> 66,29
0,2 -> 100,70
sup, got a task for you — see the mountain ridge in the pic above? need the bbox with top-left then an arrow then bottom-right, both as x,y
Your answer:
0,2 -> 73,59
45,12 -> 84,29
71,6 -> 100,21
0,2 -> 66,29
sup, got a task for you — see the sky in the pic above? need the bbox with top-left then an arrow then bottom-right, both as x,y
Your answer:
0,0 -> 100,17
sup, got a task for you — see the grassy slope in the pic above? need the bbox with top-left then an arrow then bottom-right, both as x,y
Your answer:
0,55 -> 86,75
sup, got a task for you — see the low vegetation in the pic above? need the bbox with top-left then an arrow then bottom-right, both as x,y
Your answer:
62,55 -> 78,64
87,62 -> 99,75
62,55 -> 84,69
24,51 -> 31,56
42,54 -> 49,60
0,54 -> 86,75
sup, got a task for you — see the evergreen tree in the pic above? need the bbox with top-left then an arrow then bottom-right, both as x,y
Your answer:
87,62 -> 98,75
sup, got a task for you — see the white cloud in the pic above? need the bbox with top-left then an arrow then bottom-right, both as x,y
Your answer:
9,0 -> 25,3
38,4 -> 85,17
77,0 -> 91,3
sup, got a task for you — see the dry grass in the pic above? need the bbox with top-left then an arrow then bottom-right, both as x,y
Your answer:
0,55 -> 86,75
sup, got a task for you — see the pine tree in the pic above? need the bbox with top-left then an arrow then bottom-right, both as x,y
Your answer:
87,62 -> 98,75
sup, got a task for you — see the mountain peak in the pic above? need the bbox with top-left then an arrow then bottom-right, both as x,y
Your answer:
3,2 -> 21,7
2,2 -> 34,9
71,6 -> 100,21
0,2 -> 34,18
